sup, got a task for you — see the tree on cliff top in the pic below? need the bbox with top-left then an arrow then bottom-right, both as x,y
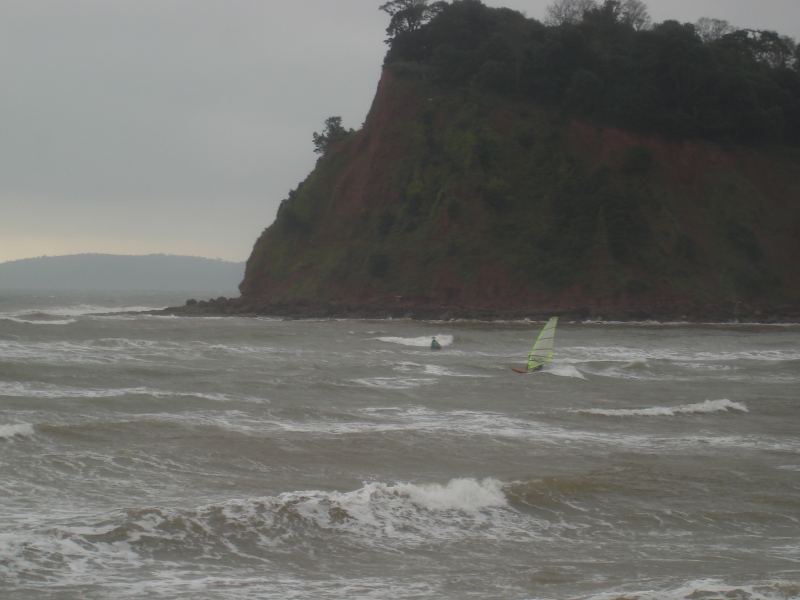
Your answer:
544,0 -> 595,26
547,0 -> 651,30
312,116 -> 351,155
379,0 -> 447,42
694,17 -> 734,43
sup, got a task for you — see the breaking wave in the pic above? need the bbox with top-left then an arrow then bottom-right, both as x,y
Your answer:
0,478 -> 516,583
567,345 -> 800,363
544,364 -> 586,379
139,477 -> 509,546
1,315 -> 77,326
0,381 -> 260,403
376,334 -> 454,348
585,579 -> 800,600
0,423 -> 35,440
582,398 -> 748,417
0,304 -> 162,326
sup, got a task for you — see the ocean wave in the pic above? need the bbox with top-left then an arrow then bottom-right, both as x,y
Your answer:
581,398 -> 748,417
543,364 -> 586,379
4,479 -> 515,567
0,336 -> 293,365
37,304 -> 164,317
350,376 -> 438,389
581,320 -> 800,328
375,334 -> 454,348
250,407 -> 578,442
1,316 -> 78,326
505,476 -> 607,510
0,407 -> 547,441
0,339 -> 139,364
114,477 -> 513,550
394,361 -> 489,378
0,304 -> 162,324
585,578 -> 800,600
0,477 -> 534,595
0,381 -> 258,403
565,345 -> 800,364
0,423 -> 35,440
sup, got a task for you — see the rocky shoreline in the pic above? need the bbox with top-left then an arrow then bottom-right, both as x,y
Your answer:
153,296 -> 800,324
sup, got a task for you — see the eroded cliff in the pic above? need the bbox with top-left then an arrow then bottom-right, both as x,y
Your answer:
232,65 -> 799,320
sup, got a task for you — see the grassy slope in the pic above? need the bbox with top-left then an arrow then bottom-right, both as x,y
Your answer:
240,68 -> 800,319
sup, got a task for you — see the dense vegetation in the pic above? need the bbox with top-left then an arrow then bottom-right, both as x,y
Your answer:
238,0 -> 800,319
384,0 -> 800,145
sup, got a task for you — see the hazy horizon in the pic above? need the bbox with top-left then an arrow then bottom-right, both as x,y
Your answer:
0,252 -> 244,292
2,0 -> 798,264
0,251 -> 245,266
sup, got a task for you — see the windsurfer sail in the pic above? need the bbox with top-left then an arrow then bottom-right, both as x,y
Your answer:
512,317 -> 558,374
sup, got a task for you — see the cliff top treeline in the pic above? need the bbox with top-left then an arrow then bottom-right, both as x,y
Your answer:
382,0 -> 800,145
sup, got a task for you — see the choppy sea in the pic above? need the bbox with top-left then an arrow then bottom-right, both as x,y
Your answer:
1,291 -> 798,600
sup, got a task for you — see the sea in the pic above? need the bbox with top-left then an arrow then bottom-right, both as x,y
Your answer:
1,291 -> 799,600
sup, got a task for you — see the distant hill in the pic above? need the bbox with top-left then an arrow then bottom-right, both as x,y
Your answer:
0,254 -> 245,293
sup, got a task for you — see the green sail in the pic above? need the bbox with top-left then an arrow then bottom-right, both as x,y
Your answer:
527,317 -> 558,371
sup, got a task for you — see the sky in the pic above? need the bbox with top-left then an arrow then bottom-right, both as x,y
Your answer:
1,0 -> 798,264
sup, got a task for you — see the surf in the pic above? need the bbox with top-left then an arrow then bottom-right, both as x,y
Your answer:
581,398 -> 749,417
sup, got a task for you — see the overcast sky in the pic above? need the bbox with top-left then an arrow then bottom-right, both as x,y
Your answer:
2,0 -> 798,263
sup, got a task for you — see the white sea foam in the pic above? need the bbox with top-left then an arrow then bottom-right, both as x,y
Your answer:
182,477 -> 518,547
0,423 -> 35,440
0,381 -> 260,403
40,304 -> 163,317
247,406 -> 581,443
394,361 -> 488,378
0,529 -> 142,589
0,477 -> 529,595
566,345 -> 800,363
376,334 -> 454,348
350,376 -> 438,389
545,364 -> 587,379
582,398 -> 748,417
0,304 -> 162,325
0,339 -> 136,364
100,575 -> 439,600
2,316 -> 78,326
0,337 -> 285,365
394,478 -> 508,512
585,579 -> 800,600
162,407 -> 800,454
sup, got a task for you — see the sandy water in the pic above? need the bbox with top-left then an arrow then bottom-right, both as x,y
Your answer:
1,292 -> 799,599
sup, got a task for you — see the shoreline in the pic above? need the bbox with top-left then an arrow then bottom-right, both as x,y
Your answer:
152,296 -> 800,325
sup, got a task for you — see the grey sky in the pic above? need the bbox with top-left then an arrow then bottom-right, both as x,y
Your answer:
1,1 -> 798,263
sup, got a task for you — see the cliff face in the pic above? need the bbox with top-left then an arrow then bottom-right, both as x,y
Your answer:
239,68 -> 800,320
